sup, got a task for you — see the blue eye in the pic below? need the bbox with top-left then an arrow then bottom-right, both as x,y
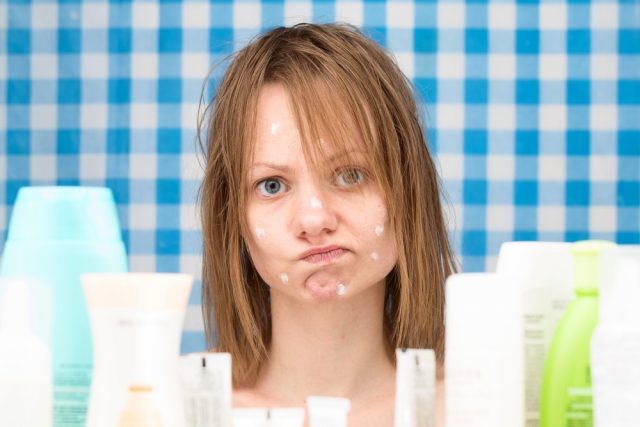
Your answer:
335,168 -> 365,188
257,178 -> 286,197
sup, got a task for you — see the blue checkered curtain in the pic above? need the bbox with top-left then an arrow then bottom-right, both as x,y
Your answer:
1,0 -> 639,353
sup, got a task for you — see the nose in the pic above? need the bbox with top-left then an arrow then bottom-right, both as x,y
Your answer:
292,187 -> 338,240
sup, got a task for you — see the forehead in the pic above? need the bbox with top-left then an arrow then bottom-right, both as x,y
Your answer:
250,82 -> 368,165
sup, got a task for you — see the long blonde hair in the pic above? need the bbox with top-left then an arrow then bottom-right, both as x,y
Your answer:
199,23 -> 455,386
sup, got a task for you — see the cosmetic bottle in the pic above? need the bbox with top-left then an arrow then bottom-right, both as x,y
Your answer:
394,348 -> 436,427
83,273 -> 192,427
306,396 -> 351,427
268,408 -> 305,427
117,385 -> 163,427
232,408 -> 270,427
0,186 -> 128,427
590,245 -> 640,427
445,273 -> 523,427
496,241 -> 573,427
539,240 -> 615,427
232,407 -> 305,427
179,352 -> 232,427
0,278 -> 52,427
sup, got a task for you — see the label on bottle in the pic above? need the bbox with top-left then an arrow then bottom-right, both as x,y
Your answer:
565,387 -> 592,427
523,286 -> 572,427
184,370 -> 229,427
53,364 -> 92,426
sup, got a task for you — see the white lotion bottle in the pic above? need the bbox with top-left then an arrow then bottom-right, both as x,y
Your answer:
306,396 -> 350,427
394,348 -> 436,427
0,278 -> 52,427
591,245 -> 640,427
496,241 -> 573,427
179,352 -> 232,427
445,273 -> 523,427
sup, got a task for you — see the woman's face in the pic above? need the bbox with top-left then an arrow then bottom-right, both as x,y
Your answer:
244,83 -> 398,302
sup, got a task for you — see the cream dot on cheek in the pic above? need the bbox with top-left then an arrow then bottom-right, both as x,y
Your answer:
370,252 -> 379,261
279,273 -> 289,284
255,226 -> 266,238
375,225 -> 384,236
310,197 -> 323,209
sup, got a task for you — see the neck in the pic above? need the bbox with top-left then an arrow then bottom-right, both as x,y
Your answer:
255,280 -> 395,405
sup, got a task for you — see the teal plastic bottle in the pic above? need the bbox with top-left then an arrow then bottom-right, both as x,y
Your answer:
539,240 -> 615,427
0,187 -> 128,427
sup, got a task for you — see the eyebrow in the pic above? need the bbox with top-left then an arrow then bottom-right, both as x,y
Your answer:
250,150 -> 368,170
250,162 -> 293,173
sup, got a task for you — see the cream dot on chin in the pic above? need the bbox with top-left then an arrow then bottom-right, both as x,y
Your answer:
337,283 -> 346,296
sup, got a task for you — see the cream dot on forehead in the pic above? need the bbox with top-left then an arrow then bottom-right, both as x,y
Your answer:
279,273 -> 289,284
310,197 -> 323,209
375,225 -> 384,236
337,283 -> 346,296
255,226 -> 266,238
269,122 -> 281,135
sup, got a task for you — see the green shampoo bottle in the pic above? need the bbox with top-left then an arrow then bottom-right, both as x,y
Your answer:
539,240 -> 615,427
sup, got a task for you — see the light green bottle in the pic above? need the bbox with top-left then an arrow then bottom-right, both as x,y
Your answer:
539,240 -> 615,427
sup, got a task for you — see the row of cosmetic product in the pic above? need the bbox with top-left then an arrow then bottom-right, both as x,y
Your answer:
0,186 -> 129,426
446,240 -> 640,427
0,186 -> 438,427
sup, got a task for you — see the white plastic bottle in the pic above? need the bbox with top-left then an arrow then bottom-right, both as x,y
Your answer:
496,242 -> 574,427
0,279 -> 52,427
591,245 -> 640,427
445,273 -> 523,427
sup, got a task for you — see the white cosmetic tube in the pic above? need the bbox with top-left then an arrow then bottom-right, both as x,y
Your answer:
232,408 -> 270,427
306,396 -> 350,427
394,348 -> 436,427
179,352 -> 232,427
268,408 -> 305,427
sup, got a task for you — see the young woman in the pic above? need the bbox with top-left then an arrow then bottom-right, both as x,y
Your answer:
199,23 -> 455,426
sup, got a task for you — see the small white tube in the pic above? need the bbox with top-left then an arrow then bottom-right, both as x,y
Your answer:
179,353 -> 232,427
268,408 -> 305,427
232,408 -> 269,427
306,396 -> 350,427
394,348 -> 436,427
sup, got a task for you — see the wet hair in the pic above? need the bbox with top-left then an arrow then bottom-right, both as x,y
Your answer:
199,23 -> 456,386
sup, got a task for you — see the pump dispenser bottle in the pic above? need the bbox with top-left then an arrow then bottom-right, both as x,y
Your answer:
539,240 -> 615,427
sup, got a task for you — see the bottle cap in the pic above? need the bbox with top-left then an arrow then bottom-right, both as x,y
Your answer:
6,186 -> 123,242
571,240 -> 616,295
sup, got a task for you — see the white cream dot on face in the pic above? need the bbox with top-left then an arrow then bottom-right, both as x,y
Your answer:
279,273 -> 289,284
370,252 -> 379,261
375,225 -> 384,236
310,197 -> 323,210
255,226 -> 266,238
337,283 -> 346,296
269,122 -> 281,135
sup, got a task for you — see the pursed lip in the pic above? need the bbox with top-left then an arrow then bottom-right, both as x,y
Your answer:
299,245 -> 347,263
